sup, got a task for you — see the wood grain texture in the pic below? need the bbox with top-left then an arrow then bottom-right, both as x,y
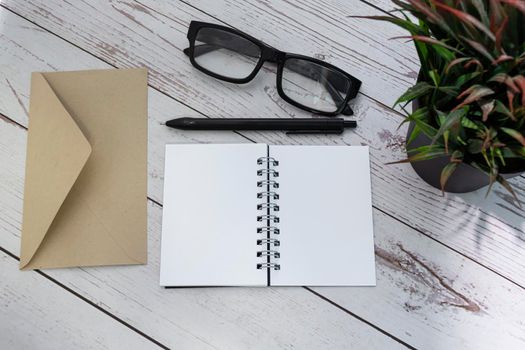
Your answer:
150,0 -> 421,106
313,215 -> 525,349
0,251 -> 161,350
0,9 -> 406,350
0,116 -> 405,350
1,113 -> 524,349
364,0 -> 406,13
2,0 -> 525,289
0,8 -> 524,348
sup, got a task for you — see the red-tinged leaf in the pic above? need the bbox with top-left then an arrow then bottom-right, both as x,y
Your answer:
501,127 -> 525,146
440,162 -> 459,194
494,15 -> 509,52
464,58 -> 483,69
489,73 -> 520,92
470,0 -> 490,26
387,145 -> 446,164
492,54 -> 513,65
460,36 -> 495,61
500,0 -> 525,15
455,85 -> 494,110
479,100 -> 495,121
446,57 -> 472,73
435,2 -> 496,41
513,75 -> 525,105
507,90 -> 515,113
489,0 -> 505,32
407,0 -> 443,23
450,150 -> 464,163
457,85 -> 476,100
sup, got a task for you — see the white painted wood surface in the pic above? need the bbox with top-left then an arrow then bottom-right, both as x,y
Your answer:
0,115 -> 404,350
0,251 -> 160,350
4,0 -> 524,289
0,1 -> 524,349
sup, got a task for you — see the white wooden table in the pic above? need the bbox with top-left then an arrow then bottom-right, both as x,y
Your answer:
1,1 -> 524,349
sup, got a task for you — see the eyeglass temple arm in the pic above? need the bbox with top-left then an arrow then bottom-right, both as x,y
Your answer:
184,44 -> 353,116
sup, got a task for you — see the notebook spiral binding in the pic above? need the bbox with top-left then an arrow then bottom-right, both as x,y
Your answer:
256,156 -> 280,271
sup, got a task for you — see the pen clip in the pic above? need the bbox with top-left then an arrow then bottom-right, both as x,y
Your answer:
286,130 -> 343,135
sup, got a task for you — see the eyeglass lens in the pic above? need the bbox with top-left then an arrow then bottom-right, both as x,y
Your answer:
194,27 -> 261,80
192,26 -> 352,114
281,58 -> 351,113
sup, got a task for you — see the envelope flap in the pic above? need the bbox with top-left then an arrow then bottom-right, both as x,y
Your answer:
20,73 -> 92,268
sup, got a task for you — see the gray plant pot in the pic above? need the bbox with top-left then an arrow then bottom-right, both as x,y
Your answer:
406,102 -> 524,193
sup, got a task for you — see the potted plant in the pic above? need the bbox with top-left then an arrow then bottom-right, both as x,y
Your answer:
360,0 -> 525,203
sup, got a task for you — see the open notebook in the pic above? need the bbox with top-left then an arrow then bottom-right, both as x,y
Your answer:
160,144 -> 375,287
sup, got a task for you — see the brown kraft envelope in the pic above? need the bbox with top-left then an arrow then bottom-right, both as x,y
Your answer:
20,68 -> 148,269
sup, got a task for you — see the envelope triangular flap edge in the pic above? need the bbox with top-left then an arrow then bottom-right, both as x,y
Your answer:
20,73 -> 92,269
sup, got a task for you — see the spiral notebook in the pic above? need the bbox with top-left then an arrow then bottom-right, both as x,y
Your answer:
159,144 -> 376,287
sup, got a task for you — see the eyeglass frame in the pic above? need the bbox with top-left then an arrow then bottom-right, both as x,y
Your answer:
183,20 -> 362,117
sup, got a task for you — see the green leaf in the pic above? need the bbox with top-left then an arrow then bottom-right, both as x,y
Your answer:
394,82 -> 433,106
460,36 -> 495,61
428,69 -> 440,86
406,124 -> 421,146
414,39 -> 430,73
387,145 -> 446,164
501,127 -> 525,146
435,2 -> 495,41
440,162 -> 459,193
446,57 -> 472,73
406,107 -> 438,138
495,147 -> 505,165
470,0 -> 490,26
437,86 -> 459,96
468,139 -> 483,153
461,117 -> 480,129
432,108 -> 468,144
455,71 -> 482,87
457,135 -> 468,146
493,100 -> 514,119
450,150 -> 464,161
505,147 -> 525,157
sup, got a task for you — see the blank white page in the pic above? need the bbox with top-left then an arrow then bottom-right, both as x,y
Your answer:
160,144 -> 268,286
270,145 -> 376,286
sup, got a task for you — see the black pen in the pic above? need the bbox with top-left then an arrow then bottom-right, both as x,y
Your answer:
165,117 -> 357,134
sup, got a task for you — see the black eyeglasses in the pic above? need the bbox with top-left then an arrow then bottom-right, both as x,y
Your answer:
183,21 -> 361,116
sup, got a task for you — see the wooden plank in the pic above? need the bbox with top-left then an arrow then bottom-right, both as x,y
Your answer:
1,114 -> 524,349
0,250 -> 161,350
1,1 -> 525,288
363,0 -> 400,13
0,0 -> 418,121
0,116 -> 407,349
0,10 -> 406,350
0,10 -> 524,347
313,215 -> 525,349
148,0 -> 421,106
